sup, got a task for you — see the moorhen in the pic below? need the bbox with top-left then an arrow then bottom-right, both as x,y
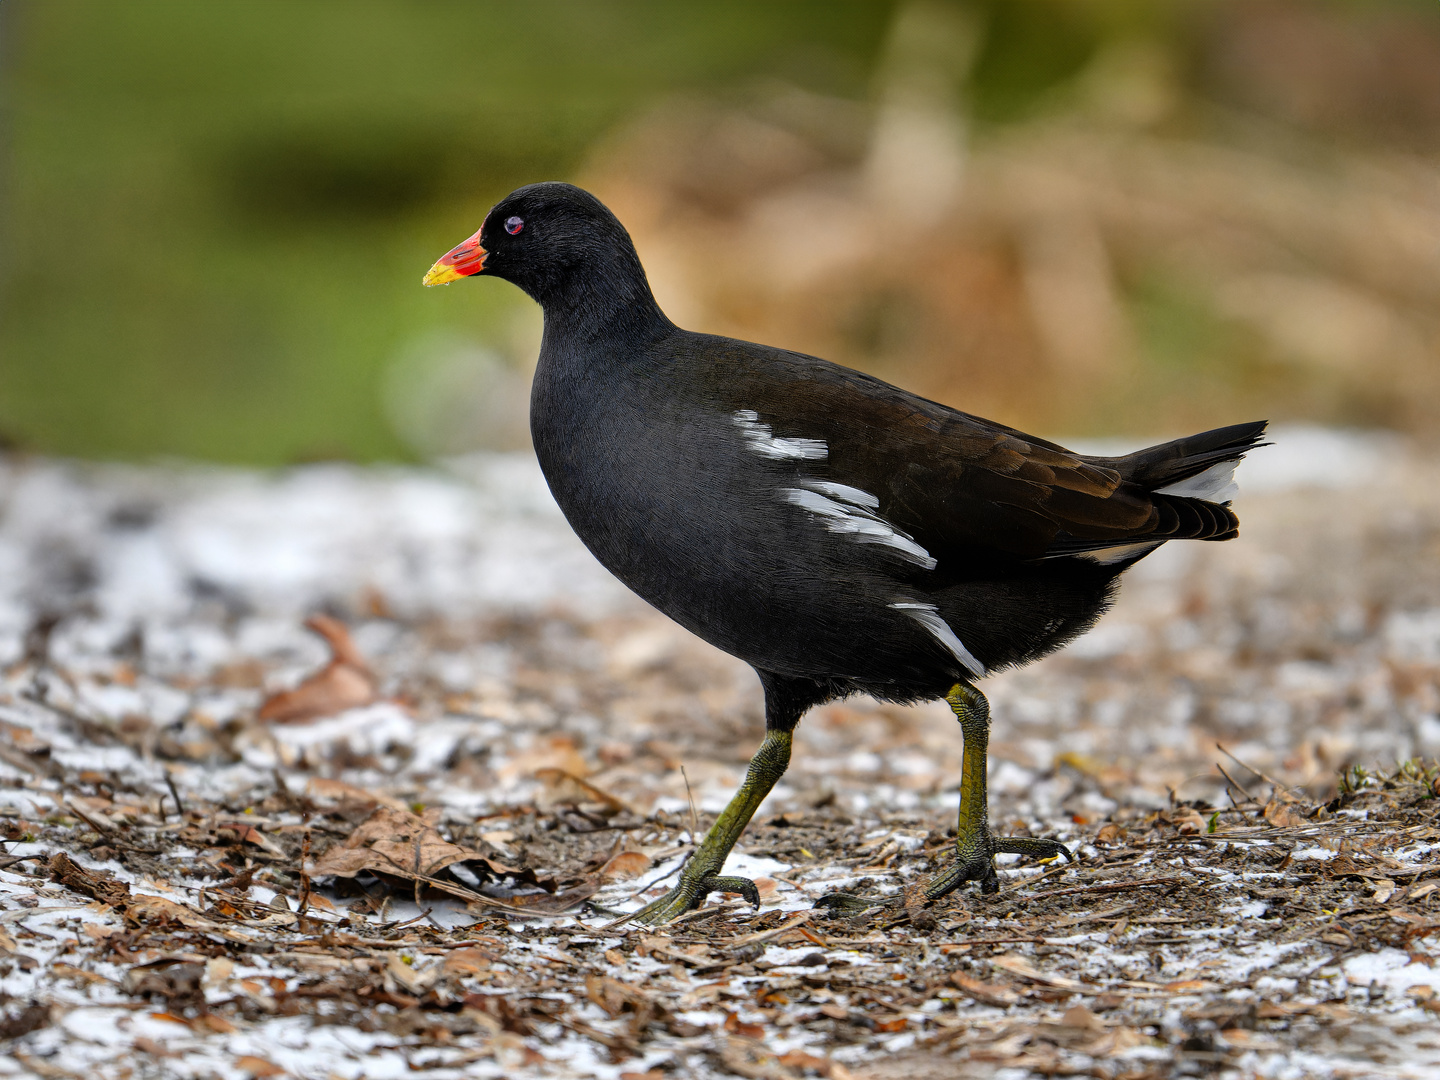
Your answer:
424,182 -> 1265,925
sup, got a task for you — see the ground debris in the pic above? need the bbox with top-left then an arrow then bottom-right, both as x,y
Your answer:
2,444 -> 1440,1077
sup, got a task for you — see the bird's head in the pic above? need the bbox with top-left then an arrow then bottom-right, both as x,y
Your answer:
423,182 -> 645,310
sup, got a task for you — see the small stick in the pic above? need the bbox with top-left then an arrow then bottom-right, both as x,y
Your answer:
164,770 -> 185,819
63,796 -> 116,836
1216,763 -> 1257,806
680,765 -> 700,842
1216,743 -> 1282,789
297,830 -> 312,922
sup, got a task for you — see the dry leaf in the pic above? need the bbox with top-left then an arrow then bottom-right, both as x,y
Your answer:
1264,799 -> 1307,828
1410,882 -> 1438,901
500,735 -> 590,781
441,948 -> 493,977
992,954 -> 1097,994
308,805 -> 595,915
1061,1004 -> 1103,1029
1172,809 -> 1206,834
722,1011 -> 766,1038
310,806 -> 476,881
1371,878 -> 1398,904
1096,823 -> 1126,845
586,975 -> 657,1018
305,777 -> 409,813
216,821 -> 286,858
259,615 -> 376,724
234,1056 -> 285,1078
951,970 -> 1021,1006
534,767 -> 630,814
599,851 -> 652,880
1163,978 -> 1214,993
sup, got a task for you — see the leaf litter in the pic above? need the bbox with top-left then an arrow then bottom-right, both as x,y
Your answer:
0,436 -> 1439,1078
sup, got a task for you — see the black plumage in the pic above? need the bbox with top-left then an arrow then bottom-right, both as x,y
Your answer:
425,182 -> 1266,924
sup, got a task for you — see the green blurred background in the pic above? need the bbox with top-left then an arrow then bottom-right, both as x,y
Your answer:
4,0 -> 1439,464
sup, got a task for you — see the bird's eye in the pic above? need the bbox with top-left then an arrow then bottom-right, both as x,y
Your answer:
505,216 -> 524,235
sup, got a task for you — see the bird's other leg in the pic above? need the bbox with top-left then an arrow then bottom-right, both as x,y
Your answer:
628,673 -> 808,927
923,681 -> 1072,899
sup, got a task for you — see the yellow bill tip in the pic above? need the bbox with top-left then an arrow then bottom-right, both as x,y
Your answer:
423,262 -> 466,287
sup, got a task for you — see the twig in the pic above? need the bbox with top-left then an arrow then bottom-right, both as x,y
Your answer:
1019,875 -> 1187,901
297,830 -> 312,921
1216,743 -> 1282,790
62,796 -> 116,836
680,765 -> 700,842
164,770 -> 185,820
1216,762 -> 1258,806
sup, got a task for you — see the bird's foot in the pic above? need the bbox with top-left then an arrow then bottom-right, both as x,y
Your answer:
924,832 -> 1072,899
627,874 -> 761,927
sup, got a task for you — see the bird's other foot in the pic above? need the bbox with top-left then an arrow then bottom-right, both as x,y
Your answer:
924,832 -> 1072,899
626,874 -> 761,927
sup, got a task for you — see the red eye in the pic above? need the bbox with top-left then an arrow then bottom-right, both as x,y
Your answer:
505,216 -> 523,235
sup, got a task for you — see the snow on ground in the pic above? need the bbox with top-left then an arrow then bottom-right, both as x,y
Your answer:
0,428 -> 1438,1078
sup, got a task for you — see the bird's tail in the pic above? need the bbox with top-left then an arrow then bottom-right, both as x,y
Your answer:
1091,420 -> 1269,504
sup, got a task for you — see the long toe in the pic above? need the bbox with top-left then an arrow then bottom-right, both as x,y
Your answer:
994,836 -> 1073,861
924,831 -> 1073,900
628,873 -> 761,927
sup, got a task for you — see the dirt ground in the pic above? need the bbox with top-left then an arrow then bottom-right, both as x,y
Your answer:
1,429 -> 1439,1079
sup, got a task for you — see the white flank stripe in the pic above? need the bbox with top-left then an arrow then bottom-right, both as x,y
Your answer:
804,480 -> 879,509
1075,540 -> 1163,565
1155,459 -> 1240,503
890,601 -> 986,677
781,486 -> 936,569
732,410 -> 828,462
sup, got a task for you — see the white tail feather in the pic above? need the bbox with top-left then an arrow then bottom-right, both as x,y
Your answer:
1155,459 -> 1240,503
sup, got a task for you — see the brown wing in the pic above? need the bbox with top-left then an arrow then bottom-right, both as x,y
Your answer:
710,343 -> 1240,563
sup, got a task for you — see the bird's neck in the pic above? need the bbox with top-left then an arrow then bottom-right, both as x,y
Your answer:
529,251 -> 673,348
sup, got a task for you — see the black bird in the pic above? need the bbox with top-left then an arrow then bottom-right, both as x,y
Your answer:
424,182 -> 1266,925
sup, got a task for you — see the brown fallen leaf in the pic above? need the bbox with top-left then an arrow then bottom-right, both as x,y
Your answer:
1095,822 -> 1126,845
586,974 -> 657,1017
259,615 -> 376,724
1170,809 -> 1207,834
534,767 -> 631,815
992,954 -> 1100,994
500,735 -> 590,781
1061,1003 -> 1103,1029
1264,798 -> 1308,828
132,1037 -> 175,1058
723,1010 -> 766,1038
1163,979 -> 1215,993
305,777 -> 409,813
235,1056 -> 286,1078
442,948 -> 494,977
215,822 -> 287,858
309,805 -> 595,915
599,851 -> 652,880
310,805 -> 478,880
950,970 -> 1021,1006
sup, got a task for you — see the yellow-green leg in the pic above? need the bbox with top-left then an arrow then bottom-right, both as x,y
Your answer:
627,728 -> 792,926
817,681 -> 1070,915
923,682 -> 1071,898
